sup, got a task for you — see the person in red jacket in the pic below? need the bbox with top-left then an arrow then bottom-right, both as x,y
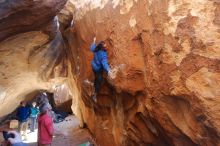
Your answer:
38,104 -> 54,146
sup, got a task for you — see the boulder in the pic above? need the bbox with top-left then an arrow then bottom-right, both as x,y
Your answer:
0,0 -> 69,117
66,0 -> 220,145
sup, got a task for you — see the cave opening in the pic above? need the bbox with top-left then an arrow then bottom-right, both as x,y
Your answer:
0,89 -> 73,125
0,88 -> 93,146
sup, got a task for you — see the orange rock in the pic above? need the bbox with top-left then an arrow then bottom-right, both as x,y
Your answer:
65,0 -> 220,146
0,0 -> 220,146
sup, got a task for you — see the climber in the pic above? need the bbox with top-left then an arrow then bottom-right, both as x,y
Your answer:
16,101 -> 30,140
90,37 -> 113,102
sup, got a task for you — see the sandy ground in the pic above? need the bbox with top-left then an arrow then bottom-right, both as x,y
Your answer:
0,115 -> 94,146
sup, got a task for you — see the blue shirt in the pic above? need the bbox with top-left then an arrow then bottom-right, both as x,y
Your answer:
90,43 -> 110,72
17,106 -> 30,122
30,107 -> 39,117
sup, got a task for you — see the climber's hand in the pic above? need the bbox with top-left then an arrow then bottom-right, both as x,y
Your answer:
7,131 -> 22,144
108,69 -> 117,80
93,37 -> 96,43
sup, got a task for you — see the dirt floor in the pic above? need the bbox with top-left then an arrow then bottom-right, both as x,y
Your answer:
0,115 -> 94,146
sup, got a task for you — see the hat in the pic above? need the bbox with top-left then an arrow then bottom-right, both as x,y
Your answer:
39,103 -> 49,113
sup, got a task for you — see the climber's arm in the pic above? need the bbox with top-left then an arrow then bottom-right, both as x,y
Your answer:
90,43 -> 97,52
100,51 -> 110,73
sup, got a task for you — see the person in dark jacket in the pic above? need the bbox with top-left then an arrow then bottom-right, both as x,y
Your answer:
16,101 -> 30,140
90,37 -> 113,102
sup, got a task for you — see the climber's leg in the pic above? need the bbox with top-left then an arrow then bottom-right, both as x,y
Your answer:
95,71 -> 103,93
93,70 -> 103,102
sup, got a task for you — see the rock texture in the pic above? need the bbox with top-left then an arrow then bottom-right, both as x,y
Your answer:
0,0 -> 67,41
0,0 -> 69,117
65,0 -> 220,146
0,0 -> 220,146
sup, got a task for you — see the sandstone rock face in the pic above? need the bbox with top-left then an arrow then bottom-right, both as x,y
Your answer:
0,0 -> 220,146
0,0 -> 67,41
66,0 -> 220,146
0,0 -> 70,117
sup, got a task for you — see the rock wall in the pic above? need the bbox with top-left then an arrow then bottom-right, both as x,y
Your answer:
65,0 -> 220,146
0,0 -> 71,117
0,0 -> 220,145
